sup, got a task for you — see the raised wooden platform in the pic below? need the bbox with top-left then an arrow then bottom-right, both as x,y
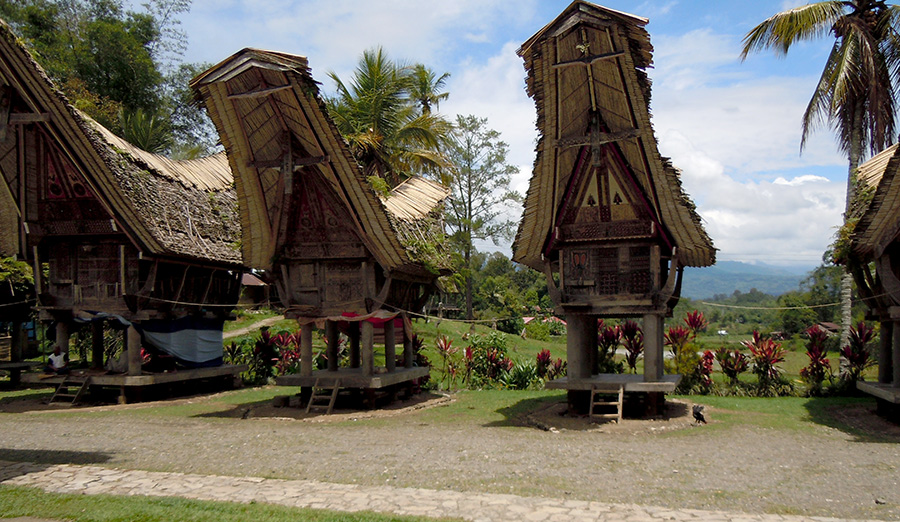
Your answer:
544,374 -> 681,393
0,362 -> 38,386
276,366 -> 429,389
21,364 -> 248,387
858,381 -> 900,404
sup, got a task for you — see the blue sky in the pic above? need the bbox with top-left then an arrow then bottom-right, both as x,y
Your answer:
174,0 -> 858,270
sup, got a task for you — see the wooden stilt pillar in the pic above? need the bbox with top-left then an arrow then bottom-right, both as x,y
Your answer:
300,323 -> 313,377
325,320 -> 339,372
91,321 -> 105,369
403,329 -> 414,369
56,321 -> 70,355
643,314 -> 664,382
349,322 -> 360,369
361,320 -> 374,377
126,325 -> 141,376
566,314 -> 593,413
880,321 -> 893,384
384,319 -> 396,372
588,317 -> 598,376
893,320 -> 900,388
10,322 -> 23,362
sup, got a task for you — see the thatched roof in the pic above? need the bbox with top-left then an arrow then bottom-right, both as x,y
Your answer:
0,19 -> 241,266
512,1 -> 714,270
191,48 -> 448,277
852,144 -> 900,257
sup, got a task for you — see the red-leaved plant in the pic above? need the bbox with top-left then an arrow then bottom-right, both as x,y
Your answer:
664,325 -> 691,357
596,320 -> 622,373
801,325 -> 831,394
620,320 -> 643,373
715,348 -> 749,385
841,321 -> 875,384
684,310 -> 708,337
536,348 -> 566,380
699,350 -> 715,391
742,331 -> 786,396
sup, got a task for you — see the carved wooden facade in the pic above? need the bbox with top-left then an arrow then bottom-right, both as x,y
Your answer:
513,2 -> 715,411
0,20 -> 245,389
192,50 -> 448,392
848,144 -> 900,420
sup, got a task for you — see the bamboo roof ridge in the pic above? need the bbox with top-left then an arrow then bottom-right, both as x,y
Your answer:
0,19 -> 241,265
512,1 -> 715,270
852,144 -> 900,257
191,48 -> 448,277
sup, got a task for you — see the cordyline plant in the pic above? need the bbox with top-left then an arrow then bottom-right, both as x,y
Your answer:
596,320 -> 622,373
620,320 -> 643,373
435,335 -> 458,389
536,349 -> 566,380
742,331 -> 786,396
841,321 -> 875,385
664,325 -> 691,357
715,347 -> 749,385
801,325 -> 832,394
683,310 -> 708,337
699,350 -> 715,391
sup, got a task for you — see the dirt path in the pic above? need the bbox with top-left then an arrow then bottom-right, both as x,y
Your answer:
222,315 -> 285,339
0,390 -> 898,521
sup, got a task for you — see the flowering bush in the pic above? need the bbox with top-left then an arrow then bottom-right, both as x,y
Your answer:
464,331 -> 513,388
435,335 -> 458,389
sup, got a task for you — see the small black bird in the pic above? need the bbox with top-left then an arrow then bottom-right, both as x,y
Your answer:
692,404 -> 707,425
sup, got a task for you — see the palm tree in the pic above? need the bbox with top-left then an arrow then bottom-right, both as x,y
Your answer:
327,48 -> 451,187
409,64 -> 450,115
741,1 -> 900,350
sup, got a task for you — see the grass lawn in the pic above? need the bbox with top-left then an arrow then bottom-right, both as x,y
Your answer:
0,485 -> 460,522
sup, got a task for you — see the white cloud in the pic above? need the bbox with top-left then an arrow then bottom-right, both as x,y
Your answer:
773,175 -> 829,186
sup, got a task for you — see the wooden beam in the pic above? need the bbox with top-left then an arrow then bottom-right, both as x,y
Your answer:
127,326 -> 141,377
300,323 -> 313,377
384,319 -> 396,373
227,84 -> 292,99
325,320 -> 339,372
361,320 -> 374,377
247,155 -> 329,170
0,85 -> 12,142
552,50 -> 624,69
556,128 -> 640,149
8,113 -> 50,123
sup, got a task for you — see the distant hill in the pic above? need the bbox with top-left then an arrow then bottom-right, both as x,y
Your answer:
681,261 -> 812,300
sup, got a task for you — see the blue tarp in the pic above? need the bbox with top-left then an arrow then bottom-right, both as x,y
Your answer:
138,317 -> 224,367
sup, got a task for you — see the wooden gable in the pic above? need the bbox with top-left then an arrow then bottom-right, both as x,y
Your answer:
513,1 -> 713,316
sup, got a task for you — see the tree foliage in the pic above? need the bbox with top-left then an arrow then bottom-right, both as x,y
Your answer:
2,0 -> 215,156
445,115 -> 521,319
326,48 -> 451,187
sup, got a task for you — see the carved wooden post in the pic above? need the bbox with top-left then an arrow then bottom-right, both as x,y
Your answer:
325,320 -> 339,372
880,321 -> 893,384
384,319 -> 396,373
348,322 -> 360,369
361,320 -> 374,377
300,323 -> 313,377
92,321 -> 105,369
643,314 -> 664,381
126,325 -> 141,376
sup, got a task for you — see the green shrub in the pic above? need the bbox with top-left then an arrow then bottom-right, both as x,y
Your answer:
523,320 -> 550,341
500,360 -> 540,390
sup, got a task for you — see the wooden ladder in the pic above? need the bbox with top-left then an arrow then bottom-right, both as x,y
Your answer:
49,375 -> 91,406
306,378 -> 341,414
589,384 -> 624,423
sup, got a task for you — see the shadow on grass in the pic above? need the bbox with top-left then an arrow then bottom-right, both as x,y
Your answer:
803,396 -> 900,443
485,394 -> 565,428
